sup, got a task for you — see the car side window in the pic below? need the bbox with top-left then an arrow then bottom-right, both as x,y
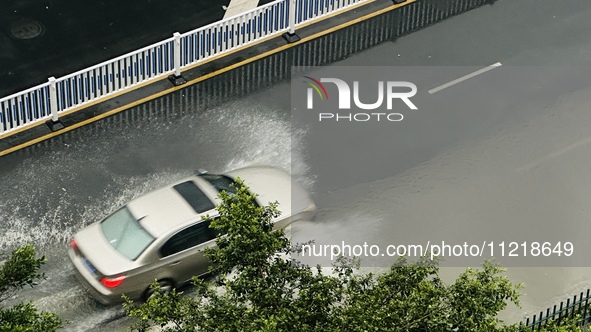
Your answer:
160,220 -> 219,258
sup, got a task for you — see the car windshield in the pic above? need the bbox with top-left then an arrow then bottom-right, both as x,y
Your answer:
100,207 -> 154,260
199,174 -> 237,195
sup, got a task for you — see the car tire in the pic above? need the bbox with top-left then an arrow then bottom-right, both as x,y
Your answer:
142,279 -> 174,302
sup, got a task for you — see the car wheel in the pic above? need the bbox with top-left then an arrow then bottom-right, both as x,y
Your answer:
142,279 -> 174,302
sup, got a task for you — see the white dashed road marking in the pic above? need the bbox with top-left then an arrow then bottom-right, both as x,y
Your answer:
428,62 -> 502,94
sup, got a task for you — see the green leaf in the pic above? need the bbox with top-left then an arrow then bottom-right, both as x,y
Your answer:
123,181 -> 565,332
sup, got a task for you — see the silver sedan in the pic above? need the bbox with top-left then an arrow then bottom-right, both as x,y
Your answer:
68,166 -> 316,305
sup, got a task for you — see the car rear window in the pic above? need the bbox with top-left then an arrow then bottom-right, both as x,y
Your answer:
199,174 -> 258,207
101,207 -> 155,260
173,181 -> 216,213
198,174 -> 237,195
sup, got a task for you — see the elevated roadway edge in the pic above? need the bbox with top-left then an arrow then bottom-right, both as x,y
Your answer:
0,0 -> 484,156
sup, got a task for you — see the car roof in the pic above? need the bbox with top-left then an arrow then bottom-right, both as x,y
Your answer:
123,166 -> 303,238
126,177 -> 219,238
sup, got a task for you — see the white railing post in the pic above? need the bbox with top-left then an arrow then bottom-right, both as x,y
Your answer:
168,32 -> 187,86
48,77 -> 58,122
289,0 -> 296,34
46,76 -> 64,131
174,32 -> 182,77
282,0 -> 300,42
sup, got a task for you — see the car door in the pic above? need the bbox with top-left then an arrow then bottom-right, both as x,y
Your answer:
158,219 -> 219,284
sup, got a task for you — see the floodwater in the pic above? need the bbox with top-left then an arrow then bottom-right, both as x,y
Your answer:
0,91 -> 305,330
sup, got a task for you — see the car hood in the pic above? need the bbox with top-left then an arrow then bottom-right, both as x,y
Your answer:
225,166 -> 314,220
74,223 -> 135,276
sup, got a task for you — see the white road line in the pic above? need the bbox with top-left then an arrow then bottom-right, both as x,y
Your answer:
428,62 -> 502,94
516,136 -> 591,173
224,0 -> 259,18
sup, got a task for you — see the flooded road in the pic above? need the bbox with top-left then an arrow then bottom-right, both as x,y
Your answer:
2,0 -> 591,329
0,93 -> 299,330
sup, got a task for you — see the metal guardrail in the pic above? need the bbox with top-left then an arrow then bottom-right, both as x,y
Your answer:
0,82 -> 52,135
179,0 -> 290,67
526,289 -> 591,330
7,0 -> 498,157
56,38 -> 176,112
0,0 -> 364,137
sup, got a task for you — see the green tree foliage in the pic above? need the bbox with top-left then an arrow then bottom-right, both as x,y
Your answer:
124,179 -> 581,332
0,244 -> 63,332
